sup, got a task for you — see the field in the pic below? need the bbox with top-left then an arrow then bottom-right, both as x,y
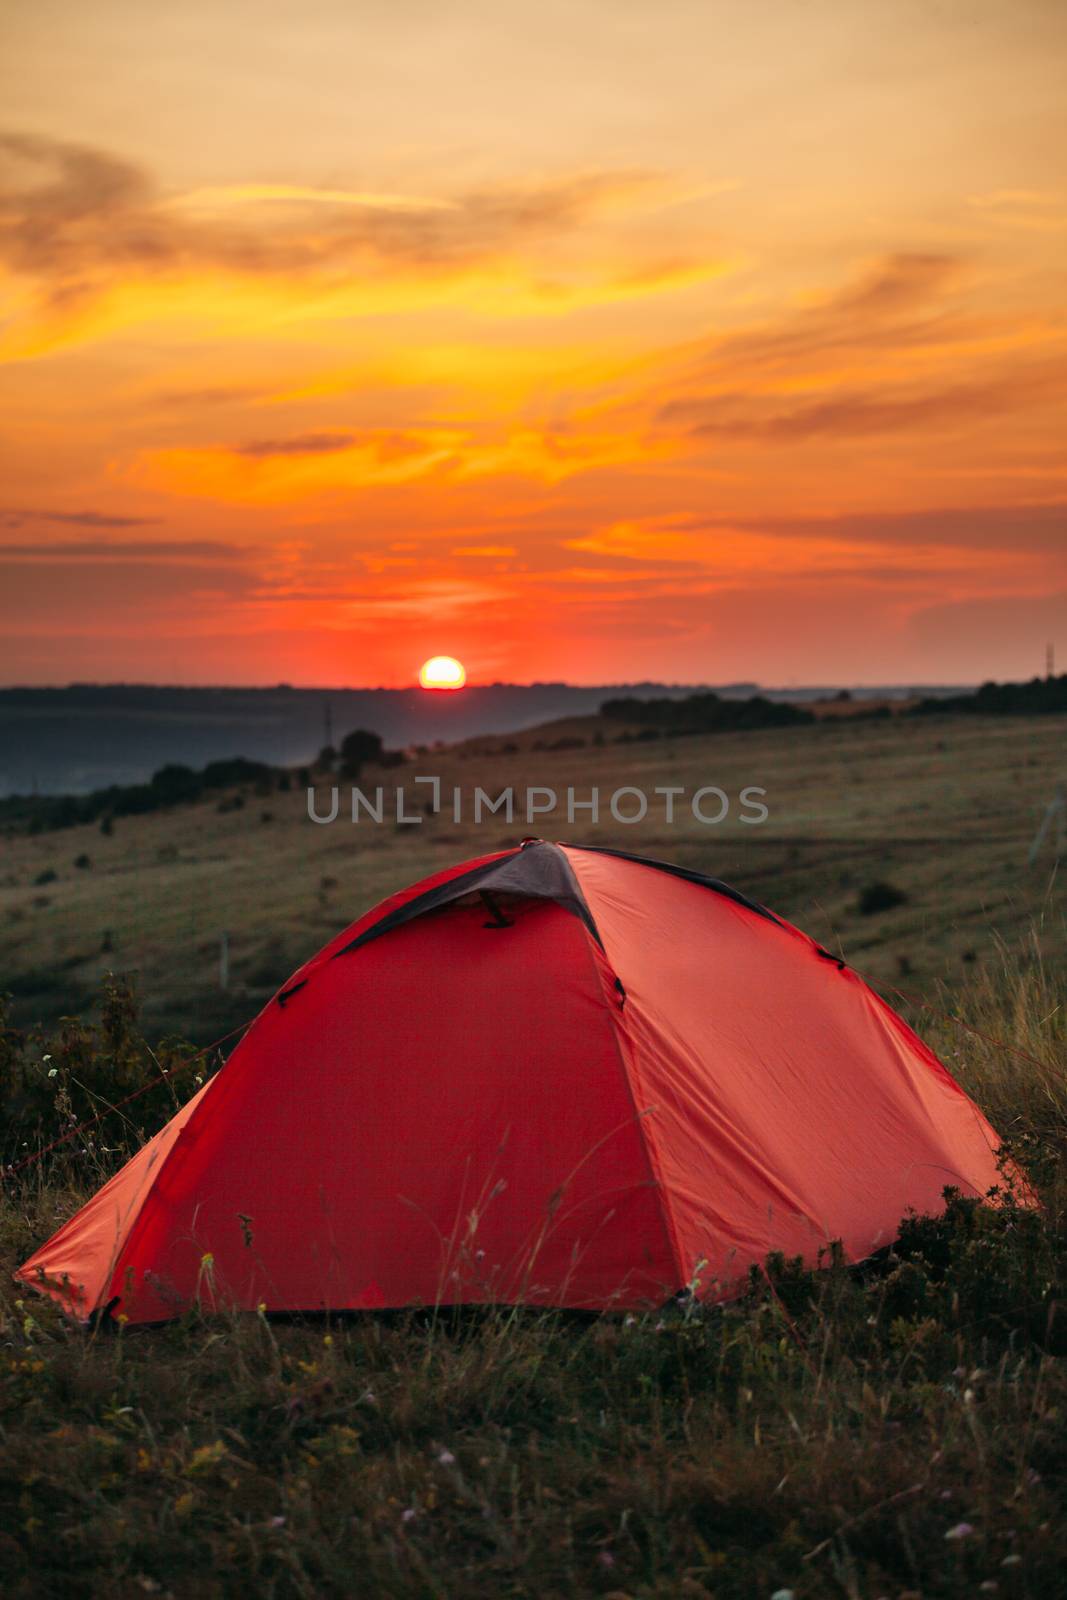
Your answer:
3,709 -> 1067,1039
1,708 -> 1066,1597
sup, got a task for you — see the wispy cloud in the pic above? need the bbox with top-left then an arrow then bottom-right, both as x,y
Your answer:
0,539 -> 249,561
746,501 -> 1067,554
0,129 -> 670,293
966,189 -> 1067,232
0,506 -> 162,529
681,252 -> 973,379
643,251 -> 1067,457
171,183 -> 461,214
662,370 -> 1064,443
234,432 -> 358,458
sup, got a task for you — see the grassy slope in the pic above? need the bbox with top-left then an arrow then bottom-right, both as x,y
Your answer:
2,710 -> 1066,1038
1,948 -> 1064,1599
1,710 -> 1066,1597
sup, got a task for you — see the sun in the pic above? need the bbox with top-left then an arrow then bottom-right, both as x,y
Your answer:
418,655 -> 467,690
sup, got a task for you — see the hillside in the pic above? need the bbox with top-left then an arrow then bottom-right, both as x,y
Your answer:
2,709 -> 1065,1040
2,721 -> 1066,1598
3,708 -> 1066,1599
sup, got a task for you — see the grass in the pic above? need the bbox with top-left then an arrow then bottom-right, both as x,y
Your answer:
2,711 -> 1066,1595
1,944 -> 1065,1598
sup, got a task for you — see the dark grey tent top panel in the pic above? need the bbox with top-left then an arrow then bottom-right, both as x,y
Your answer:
325,839 -> 781,971
332,840 -> 599,958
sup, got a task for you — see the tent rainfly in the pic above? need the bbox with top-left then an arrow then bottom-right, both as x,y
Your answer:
16,840 -> 1009,1323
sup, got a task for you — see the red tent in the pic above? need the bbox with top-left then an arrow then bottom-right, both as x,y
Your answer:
17,841 -> 1007,1323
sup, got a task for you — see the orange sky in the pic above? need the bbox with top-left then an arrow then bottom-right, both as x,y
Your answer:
1,0 -> 1065,687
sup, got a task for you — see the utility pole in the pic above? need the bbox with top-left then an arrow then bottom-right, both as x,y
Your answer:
1047,642 -> 1056,681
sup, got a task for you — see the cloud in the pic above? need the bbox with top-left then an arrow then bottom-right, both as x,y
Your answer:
0,539 -> 251,562
966,189 -> 1067,232
0,546 -> 260,627
0,505 -> 162,528
665,371 -> 1063,442
829,253 -> 962,318
0,129 -> 668,296
173,183 -> 461,214
560,503 -> 1067,588
599,502 -> 1067,566
229,427 -> 442,465
668,252 -> 974,385
646,251 -> 1066,454
235,432 -> 358,458
744,501 -> 1067,554
130,421 -> 675,503
153,384 -> 269,409
0,131 -> 152,289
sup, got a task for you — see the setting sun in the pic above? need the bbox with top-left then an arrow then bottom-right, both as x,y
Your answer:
418,655 -> 467,690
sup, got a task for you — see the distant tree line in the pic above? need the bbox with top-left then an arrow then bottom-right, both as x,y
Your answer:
908,674 -> 1067,718
599,691 -> 815,735
0,729 -> 406,836
0,757 -> 285,836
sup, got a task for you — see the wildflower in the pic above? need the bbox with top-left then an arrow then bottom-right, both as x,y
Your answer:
47,1068 -> 57,1079
270,1515 -> 286,1528
1001,1554 -> 1022,1567
200,1252 -> 214,1268
401,1507 -> 416,1524
359,1388 -> 377,1405
185,1441 -> 227,1476
475,1248 -> 485,1261
944,1522 -> 975,1541
979,1583 -> 999,1594
623,1314 -> 636,1328
597,1551 -> 615,1569
771,1590 -> 795,1600
437,1449 -> 456,1466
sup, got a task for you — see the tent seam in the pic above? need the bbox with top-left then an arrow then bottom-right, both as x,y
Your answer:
564,874 -> 686,1293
